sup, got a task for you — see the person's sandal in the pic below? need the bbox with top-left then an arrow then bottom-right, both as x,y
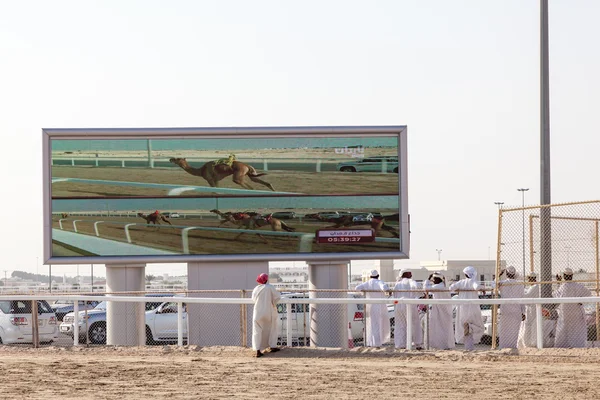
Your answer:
256,351 -> 263,358
269,348 -> 281,353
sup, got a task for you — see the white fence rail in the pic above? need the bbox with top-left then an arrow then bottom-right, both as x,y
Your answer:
3,294 -> 599,350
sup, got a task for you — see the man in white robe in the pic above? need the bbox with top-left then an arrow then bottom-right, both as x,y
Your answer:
252,273 -> 282,357
423,272 -> 455,350
496,266 -> 524,348
449,266 -> 485,350
554,268 -> 591,348
393,269 -> 423,349
517,272 -> 556,348
355,269 -> 391,347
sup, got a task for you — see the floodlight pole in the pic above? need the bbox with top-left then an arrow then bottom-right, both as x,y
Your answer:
540,0 -> 553,298
436,249 -> 442,261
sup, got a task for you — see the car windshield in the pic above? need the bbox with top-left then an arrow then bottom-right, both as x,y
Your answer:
95,301 -> 108,310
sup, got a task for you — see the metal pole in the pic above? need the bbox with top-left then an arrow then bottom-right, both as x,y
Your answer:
49,265 -> 52,293
540,0 -> 553,299
536,303 -> 544,348
518,188 -> 529,280
32,300 -> 40,348
147,139 -> 153,168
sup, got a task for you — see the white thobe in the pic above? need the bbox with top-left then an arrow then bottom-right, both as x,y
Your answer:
554,282 -> 591,348
517,284 -> 556,348
449,278 -> 484,344
356,278 -> 391,347
252,283 -> 281,351
393,278 -> 423,348
497,279 -> 524,349
423,280 -> 455,350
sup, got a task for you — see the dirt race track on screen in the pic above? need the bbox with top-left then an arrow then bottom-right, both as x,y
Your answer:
51,165 -> 399,197
52,215 -> 400,256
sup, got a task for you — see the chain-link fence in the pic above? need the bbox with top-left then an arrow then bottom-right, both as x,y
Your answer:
0,290 -> 503,351
494,200 -> 600,349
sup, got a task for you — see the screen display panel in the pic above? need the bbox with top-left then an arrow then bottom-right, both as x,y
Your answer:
43,127 -> 408,264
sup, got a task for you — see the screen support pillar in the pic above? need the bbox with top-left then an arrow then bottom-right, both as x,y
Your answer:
187,261 -> 267,346
308,261 -> 350,348
105,263 -> 146,346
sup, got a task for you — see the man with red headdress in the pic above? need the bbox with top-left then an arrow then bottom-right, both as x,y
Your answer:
252,273 -> 282,357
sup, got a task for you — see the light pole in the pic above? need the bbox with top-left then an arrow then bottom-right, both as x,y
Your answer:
494,202 -> 504,210
517,188 -> 530,279
436,249 -> 442,261
565,246 -> 571,269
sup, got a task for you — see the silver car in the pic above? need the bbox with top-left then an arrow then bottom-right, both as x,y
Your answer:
0,300 -> 58,344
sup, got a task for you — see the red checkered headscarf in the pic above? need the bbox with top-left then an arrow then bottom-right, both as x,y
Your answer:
256,273 -> 269,284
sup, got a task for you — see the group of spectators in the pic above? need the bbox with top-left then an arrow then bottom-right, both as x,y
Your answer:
357,266 -> 593,350
249,266 -> 594,358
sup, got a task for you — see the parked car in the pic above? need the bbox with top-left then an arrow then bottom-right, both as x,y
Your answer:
276,293 -> 395,346
336,156 -> 399,173
170,212 -> 181,218
0,300 -> 58,344
271,211 -> 296,220
60,296 -> 182,345
351,213 -> 374,223
51,300 -> 101,321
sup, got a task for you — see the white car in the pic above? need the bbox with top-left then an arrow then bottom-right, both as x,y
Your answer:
351,213 -> 374,223
0,300 -> 58,344
276,293 -> 395,346
170,212 -> 181,218
336,156 -> 399,173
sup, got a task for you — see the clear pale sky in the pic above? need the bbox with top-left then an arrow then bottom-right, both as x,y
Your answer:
1,1 -> 598,278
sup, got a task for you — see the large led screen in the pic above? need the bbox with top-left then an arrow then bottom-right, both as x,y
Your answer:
43,127 -> 408,264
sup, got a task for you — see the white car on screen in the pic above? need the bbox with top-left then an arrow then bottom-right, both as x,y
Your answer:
336,156 -> 399,173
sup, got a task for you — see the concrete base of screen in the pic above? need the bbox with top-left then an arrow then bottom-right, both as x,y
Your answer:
105,264 -> 146,346
186,261 -> 267,347
308,261 -> 350,348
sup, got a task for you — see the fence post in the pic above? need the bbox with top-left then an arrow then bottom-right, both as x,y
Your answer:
74,301 -> 79,346
406,302 -> 413,350
536,303 -> 543,349
177,301 -> 184,346
241,290 -> 247,348
32,300 -> 40,348
286,302 -> 293,347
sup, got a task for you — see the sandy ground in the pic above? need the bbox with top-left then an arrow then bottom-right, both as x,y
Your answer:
1,346 -> 600,400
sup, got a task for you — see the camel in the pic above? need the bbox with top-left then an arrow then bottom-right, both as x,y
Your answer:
169,157 -> 275,191
137,212 -> 172,226
210,209 -> 296,243
370,215 -> 400,238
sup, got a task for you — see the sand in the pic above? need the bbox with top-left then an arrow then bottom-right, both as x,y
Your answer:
1,345 -> 600,399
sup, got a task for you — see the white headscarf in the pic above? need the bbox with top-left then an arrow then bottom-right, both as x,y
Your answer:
463,266 -> 477,279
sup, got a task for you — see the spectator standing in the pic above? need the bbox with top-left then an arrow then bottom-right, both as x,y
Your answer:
392,269 -> 423,349
554,268 -> 591,348
517,272 -> 549,348
252,273 -> 282,358
496,266 -> 525,348
355,269 -> 391,347
423,272 -> 455,350
449,266 -> 485,350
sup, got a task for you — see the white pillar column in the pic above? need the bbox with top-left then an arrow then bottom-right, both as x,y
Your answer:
187,261 -> 267,346
308,261 -> 349,348
106,263 -> 146,346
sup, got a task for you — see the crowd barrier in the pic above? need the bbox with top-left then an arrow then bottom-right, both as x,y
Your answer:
1,292 -> 598,351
